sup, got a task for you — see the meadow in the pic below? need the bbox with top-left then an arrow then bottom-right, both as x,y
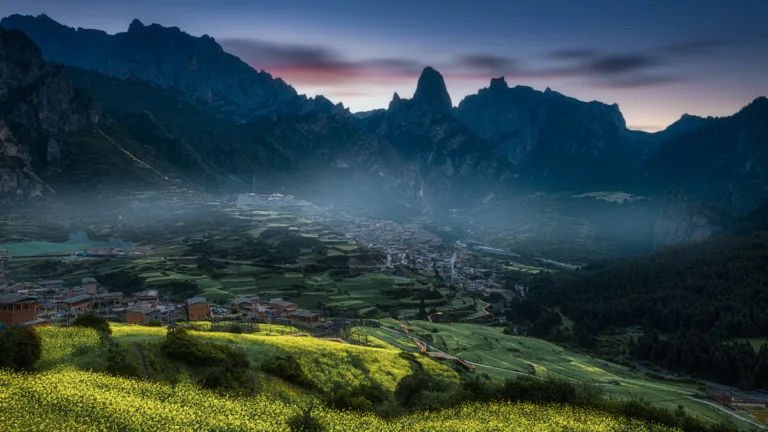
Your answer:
0,324 -> 682,432
375,320 -> 749,428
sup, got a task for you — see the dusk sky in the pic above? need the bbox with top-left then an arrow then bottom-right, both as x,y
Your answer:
2,0 -> 767,131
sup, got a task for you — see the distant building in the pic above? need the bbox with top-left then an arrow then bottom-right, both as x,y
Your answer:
289,309 -> 321,327
0,294 -> 39,325
37,279 -> 64,291
134,290 -> 159,307
126,304 -> 162,325
81,277 -> 99,294
186,297 -> 209,321
57,294 -> 92,313
265,299 -> 298,315
93,292 -> 124,309
232,297 -> 259,314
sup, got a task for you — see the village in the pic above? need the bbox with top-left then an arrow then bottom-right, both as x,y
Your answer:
0,276 -> 323,329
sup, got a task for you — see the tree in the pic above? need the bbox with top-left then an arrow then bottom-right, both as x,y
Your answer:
389,308 -> 399,320
416,300 -> 427,320
0,326 -> 42,371
72,313 -> 112,335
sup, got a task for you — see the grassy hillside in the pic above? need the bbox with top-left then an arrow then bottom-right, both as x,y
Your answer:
0,324 -> 685,432
366,320 -> 750,428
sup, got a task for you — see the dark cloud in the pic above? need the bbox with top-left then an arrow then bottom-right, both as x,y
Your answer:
220,37 -> 725,90
456,54 -> 518,73
220,38 -> 423,85
583,54 -> 660,75
448,39 -> 727,88
546,49 -> 598,60
662,39 -> 731,56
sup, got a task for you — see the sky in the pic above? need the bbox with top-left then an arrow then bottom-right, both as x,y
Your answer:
1,0 -> 767,131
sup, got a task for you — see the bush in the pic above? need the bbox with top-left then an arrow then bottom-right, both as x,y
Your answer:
104,338 -> 141,377
394,372 -> 464,411
287,407 -> 325,432
160,327 -> 252,392
0,326 -> 42,371
260,355 -> 314,389
227,324 -> 243,334
72,313 -> 112,335
325,381 -> 392,413
147,320 -> 163,327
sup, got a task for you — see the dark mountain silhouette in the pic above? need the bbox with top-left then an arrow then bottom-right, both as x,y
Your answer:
1,14 -> 306,123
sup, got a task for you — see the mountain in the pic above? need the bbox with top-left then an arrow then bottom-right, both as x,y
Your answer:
378,67 -> 512,208
454,77 -> 656,188
0,25 -> 191,201
0,14 -> 304,123
646,97 -> 768,215
652,113 -> 715,142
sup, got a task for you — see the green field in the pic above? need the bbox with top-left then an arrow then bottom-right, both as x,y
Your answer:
0,323 -> 689,431
375,320 -> 751,429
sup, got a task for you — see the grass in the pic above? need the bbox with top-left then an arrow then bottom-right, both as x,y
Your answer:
376,320 -> 749,428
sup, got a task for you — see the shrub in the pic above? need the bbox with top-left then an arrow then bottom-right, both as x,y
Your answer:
0,326 -> 42,371
227,324 -> 243,334
147,320 -> 163,327
103,338 -> 141,377
260,355 -> 313,389
394,372 -> 463,411
287,407 -> 325,432
325,381 -> 392,412
72,313 -> 112,335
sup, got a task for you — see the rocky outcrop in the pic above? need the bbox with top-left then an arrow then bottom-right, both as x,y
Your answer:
0,25 -> 101,200
377,67 -> 509,209
1,14 -> 304,123
455,77 -> 654,187
653,187 -> 719,249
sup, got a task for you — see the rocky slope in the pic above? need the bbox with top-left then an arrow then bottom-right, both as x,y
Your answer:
647,97 -> 768,215
0,25 -> 99,199
1,14 -> 304,123
377,68 -> 512,208
455,77 -> 656,188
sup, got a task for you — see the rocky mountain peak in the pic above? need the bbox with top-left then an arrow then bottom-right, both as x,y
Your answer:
412,66 -> 452,117
489,76 -> 508,90
1,14 -> 302,123
128,19 -> 145,32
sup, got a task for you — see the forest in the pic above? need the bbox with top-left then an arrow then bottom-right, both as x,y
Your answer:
513,233 -> 768,389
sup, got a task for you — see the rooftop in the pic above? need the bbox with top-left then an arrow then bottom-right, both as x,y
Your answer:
37,279 -> 64,285
232,297 -> 255,305
81,277 -> 98,284
0,293 -> 37,304
267,299 -> 298,308
290,309 -> 319,318
58,294 -> 91,304
187,297 -> 207,306
135,290 -> 159,298
128,305 -> 160,314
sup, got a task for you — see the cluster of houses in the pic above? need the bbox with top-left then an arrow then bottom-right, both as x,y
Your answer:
232,297 -> 322,327
332,214 -> 443,276
0,276 -> 324,328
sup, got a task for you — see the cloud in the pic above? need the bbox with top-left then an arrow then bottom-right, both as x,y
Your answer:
546,49 -> 598,60
662,39 -> 731,56
220,38 -> 423,85
456,54 -> 519,73
220,37 -> 726,91
445,38 -> 727,88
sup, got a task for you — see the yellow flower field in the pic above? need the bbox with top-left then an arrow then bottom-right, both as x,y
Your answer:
0,367 -> 678,432
36,326 -> 101,370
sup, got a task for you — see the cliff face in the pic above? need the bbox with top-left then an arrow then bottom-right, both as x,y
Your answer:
1,14 -> 302,123
376,68 -> 511,209
0,25 -> 101,200
652,187 -> 720,249
454,77 -> 654,187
